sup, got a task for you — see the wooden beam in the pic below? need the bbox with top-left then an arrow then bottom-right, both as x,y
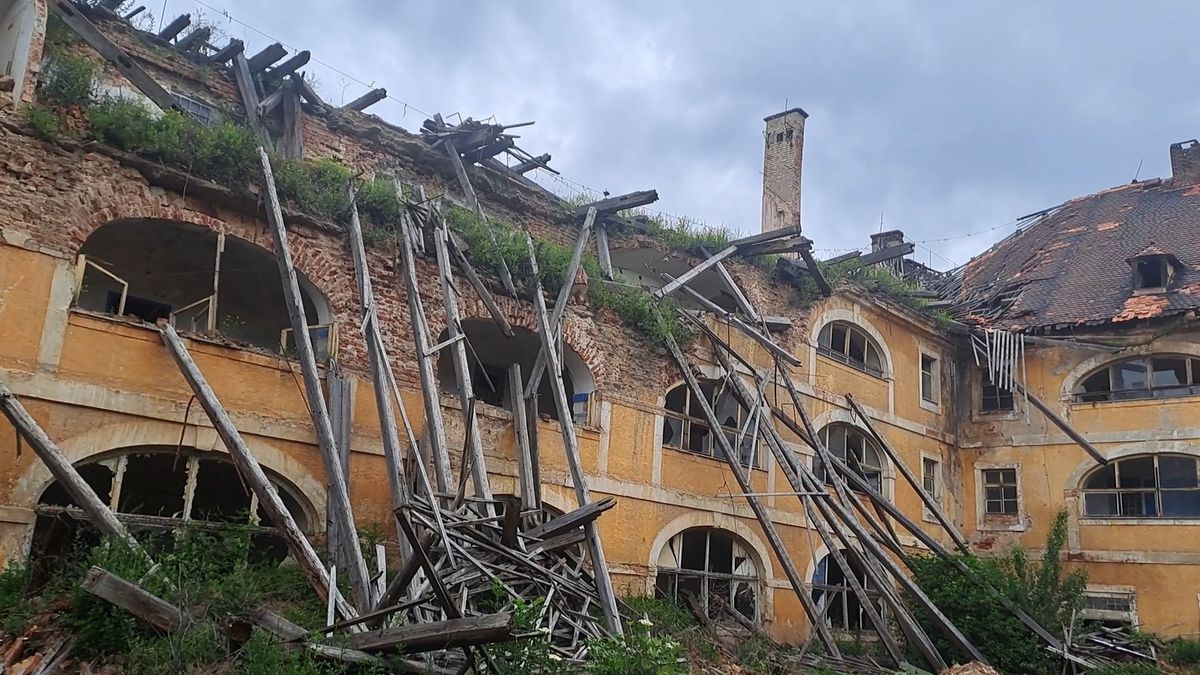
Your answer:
350,613 -> 514,653
327,366 -> 354,562
280,77 -> 304,159
49,1 -> 182,114
595,221 -> 614,280
174,26 -> 211,53
267,50 -> 311,81
1016,382 -> 1108,465
444,139 -> 518,296
81,567 -> 186,633
524,233 -> 623,635
511,153 -> 551,174
157,323 -> 358,623
210,39 -> 244,64
156,13 -> 190,41
661,274 -> 800,367
509,365 -> 539,512
572,190 -> 658,218
0,380 -> 144,553
257,149 -> 372,610
525,496 -> 615,540
854,242 -> 915,267
247,43 -> 287,73
344,88 -> 387,111
698,246 -> 761,323
295,72 -> 327,108
798,246 -> 832,296
232,52 -> 269,143
729,225 -> 804,249
446,232 -> 514,337
652,245 -> 738,299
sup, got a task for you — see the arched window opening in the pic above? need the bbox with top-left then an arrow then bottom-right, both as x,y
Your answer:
435,320 -> 597,424
817,321 -> 885,378
812,551 -> 884,631
75,219 -> 335,359
1081,454 -> 1200,518
814,423 -> 884,493
661,379 -> 758,467
1074,356 -> 1200,403
32,446 -> 312,566
655,528 -> 759,622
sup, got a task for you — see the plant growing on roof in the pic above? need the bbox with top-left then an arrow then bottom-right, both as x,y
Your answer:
38,53 -> 98,107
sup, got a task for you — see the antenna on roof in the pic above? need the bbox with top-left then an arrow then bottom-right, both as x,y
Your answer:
879,212 -> 884,232
1133,157 -> 1144,183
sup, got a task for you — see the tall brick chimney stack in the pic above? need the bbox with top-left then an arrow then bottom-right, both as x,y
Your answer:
761,107 -> 808,234
1169,139 -> 1200,186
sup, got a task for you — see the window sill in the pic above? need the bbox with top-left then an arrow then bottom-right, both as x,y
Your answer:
1080,517 -> 1200,526
663,445 -> 765,473
978,515 -> 1027,532
919,398 -> 941,414
974,409 -> 1019,421
1070,394 -> 1200,410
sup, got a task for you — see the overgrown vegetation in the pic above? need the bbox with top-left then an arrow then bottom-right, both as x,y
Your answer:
22,104 -> 61,141
37,53 -> 97,107
906,509 -> 1087,675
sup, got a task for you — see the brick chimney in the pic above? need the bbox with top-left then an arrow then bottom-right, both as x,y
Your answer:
1169,139 -> 1200,185
761,107 -> 807,234
870,229 -> 906,253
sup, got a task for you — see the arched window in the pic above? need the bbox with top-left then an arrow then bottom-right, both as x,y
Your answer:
655,528 -> 759,622
662,379 -> 758,467
814,423 -> 885,493
812,551 -> 884,631
1081,454 -> 1200,518
1074,356 -> 1200,403
817,321 -> 885,378
435,320 -> 597,424
75,219 -> 335,359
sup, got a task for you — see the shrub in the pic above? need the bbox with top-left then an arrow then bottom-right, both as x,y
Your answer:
587,620 -> 685,675
906,510 -> 1085,675
38,53 -> 96,107
1165,637 -> 1200,666
355,176 -> 403,227
22,104 -> 60,141
273,157 -> 353,222
0,561 -> 32,636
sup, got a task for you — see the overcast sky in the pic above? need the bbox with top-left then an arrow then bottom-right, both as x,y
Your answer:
170,1 -> 1200,269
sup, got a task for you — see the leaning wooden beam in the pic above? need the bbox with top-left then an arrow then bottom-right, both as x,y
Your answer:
156,13 -> 190,40
572,190 -> 658,218
595,221 -> 614,280
267,50 -> 312,81
0,380 -> 145,554
662,274 -> 800,367
431,215 -> 494,508
346,198 -> 410,549
698,246 -> 761,323
797,245 -> 833,296
525,496 -> 615,541
524,233 -> 623,635
446,232 -> 514,337
158,323 -> 358,623
247,43 -> 287,73
511,153 -> 552,174
509,364 -> 540,512
49,1 -> 182,114
350,613 -> 515,653
1015,381 -> 1108,465
232,52 -> 269,143
661,333 -> 839,656
294,72 -> 327,109
343,87 -> 387,112
257,148 -> 373,610
652,244 -> 738,299
728,225 -> 804,249
846,394 -> 971,553
210,39 -> 244,63
280,77 -> 305,159
444,139 -> 518,296
81,566 -> 186,633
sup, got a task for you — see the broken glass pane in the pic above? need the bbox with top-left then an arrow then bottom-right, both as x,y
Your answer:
662,416 -> 684,449
1111,360 -> 1149,392
680,530 -> 708,571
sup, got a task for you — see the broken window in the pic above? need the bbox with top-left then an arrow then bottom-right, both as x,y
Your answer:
661,379 -> 758,467
1133,258 -> 1169,291
812,551 -> 884,632
980,368 -> 1015,412
814,423 -> 884,493
170,90 -> 215,125
982,467 -> 1019,515
920,353 -> 939,405
435,319 -> 597,425
1074,356 -> 1200,403
1080,589 -> 1138,627
922,457 -> 939,501
1082,454 -> 1200,519
817,321 -> 885,378
655,528 -> 759,623
74,219 -> 335,359
31,446 -> 312,566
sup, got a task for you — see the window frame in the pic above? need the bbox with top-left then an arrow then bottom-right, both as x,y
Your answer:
169,90 -> 216,125
921,453 -> 941,522
811,551 -> 885,633
1073,355 -> 1200,403
919,351 -> 941,410
982,467 -> 1019,515
661,380 -> 759,468
979,368 -> 1016,414
1080,454 -> 1200,520
655,528 -> 761,623
1079,586 -> 1138,626
814,423 -> 886,495
975,462 -> 1026,531
817,321 -> 886,379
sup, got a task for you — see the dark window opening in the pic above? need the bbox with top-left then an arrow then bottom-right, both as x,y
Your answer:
656,528 -> 759,623
775,131 -> 784,143
107,291 -> 172,324
661,379 -> 758,467
983,468 -> 1019,515
920,354 -> 939,404
1083,454 -> 1200,518
980,370 -> 1015,412
814,423 -> 884,493
817,321 -> 885,378
1134,258 -> 1168,290
812,551 -> 884,632
1075,356 -> 1200,402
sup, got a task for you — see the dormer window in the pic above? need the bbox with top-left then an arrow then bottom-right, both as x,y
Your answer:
1127,245 -> 1179,293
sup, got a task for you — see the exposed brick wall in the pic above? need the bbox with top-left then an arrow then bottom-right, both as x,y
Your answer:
761,109 -> 806,234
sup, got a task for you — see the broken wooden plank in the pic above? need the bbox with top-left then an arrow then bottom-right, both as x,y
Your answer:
653,245 -> 738,299
572,190 -> 658,218
257,148 -> 372,610
344,88 -> 387,111
81,566 -> 186,633
509,365 -> 539,512
525,496 -> 615,541
158,323 -> 359,624
49,0 -> 182,114
798,246 -> 833,296
247,43 -> 287,73
351,613 -> 515,654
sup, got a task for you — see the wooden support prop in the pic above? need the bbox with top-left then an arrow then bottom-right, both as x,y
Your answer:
524,207 -> 596,398
509,365 -> 539,512
257,149 -> 372,609
210,39 -> 244,63
662,274 -> 800,367
0,380 -> 144,554
327,366 -> 353,561
698,246 -> 761,323
443,139 -> 518,296
524,233 -> 623,635
397,208 -> 455,495
346,198 -> 410,550
156,13 -> 190,40
573,190 -> 658,218
351,613 -> 515,653
280,77 -> 305,159
846,394 -> 970,552
232,52 -> 269,143
595,221 -> 614,280
1016,381 -> 1108,465
653,245 -> 738,299
797,245 -> 833,296
511,153 -> 552,174
268,50 -> 312,81
157,323 -> 358,622
431,217 -> 494,508
174,26 -> 211,53
81,567 -> 186,632
662,333 -> 839,655
247,43 -> 287,73
344,87 -> 387,111
525,496 -> 615,541
49,1 -> 182,114
446,232 -> 514,337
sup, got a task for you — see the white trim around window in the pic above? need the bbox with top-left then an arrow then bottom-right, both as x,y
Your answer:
974,461 -> 1028,532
